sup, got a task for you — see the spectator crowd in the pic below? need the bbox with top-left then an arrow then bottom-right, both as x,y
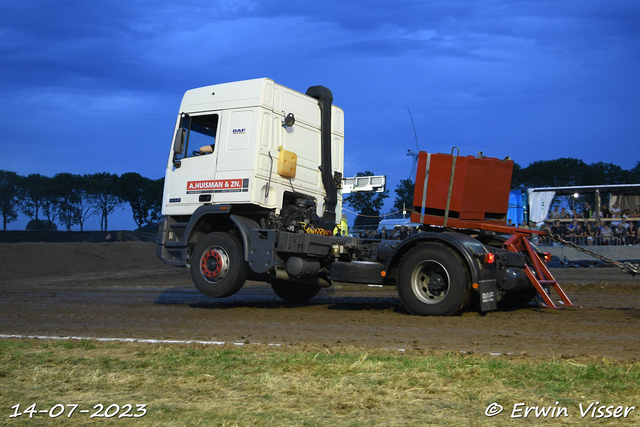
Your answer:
531,202 -> 640,246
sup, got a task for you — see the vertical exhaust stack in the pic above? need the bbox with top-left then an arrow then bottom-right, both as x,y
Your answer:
306,85 -> 337,226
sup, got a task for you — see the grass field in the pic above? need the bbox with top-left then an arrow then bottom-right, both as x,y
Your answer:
1,338 -> 639,426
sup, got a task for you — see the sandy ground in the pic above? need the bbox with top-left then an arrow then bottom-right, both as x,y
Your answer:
1,242 -> 639,360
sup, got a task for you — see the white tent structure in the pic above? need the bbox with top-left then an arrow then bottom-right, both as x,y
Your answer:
527,184 -> 640,223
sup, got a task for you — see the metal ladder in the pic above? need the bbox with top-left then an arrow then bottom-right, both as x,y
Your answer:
503,232 -> 577,309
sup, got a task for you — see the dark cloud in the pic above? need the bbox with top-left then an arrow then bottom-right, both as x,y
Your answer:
1,0 -> 639,230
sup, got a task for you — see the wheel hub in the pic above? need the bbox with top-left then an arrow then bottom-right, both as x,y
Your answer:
427,273 -> 446,295
412,260 -> 450,304
200,247 -> 229,281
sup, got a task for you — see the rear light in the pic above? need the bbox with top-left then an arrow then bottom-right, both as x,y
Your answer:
483,253 -> 495,264
541,252 -> 551,263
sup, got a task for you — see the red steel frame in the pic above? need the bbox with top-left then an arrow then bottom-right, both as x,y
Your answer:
460,223 -> 576,309
502,230 -> 577,309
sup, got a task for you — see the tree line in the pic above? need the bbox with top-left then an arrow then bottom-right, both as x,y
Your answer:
2,158 -> 638,232
345,158 -> 640,229
0,171 -> 163,231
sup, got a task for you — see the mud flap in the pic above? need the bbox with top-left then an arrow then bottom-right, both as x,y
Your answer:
478,280 -> 498,312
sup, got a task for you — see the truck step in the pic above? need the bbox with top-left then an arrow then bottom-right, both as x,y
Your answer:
164,241 -> 185,248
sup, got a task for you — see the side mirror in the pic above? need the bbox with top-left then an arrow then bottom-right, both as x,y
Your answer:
173,128 -> 186,154
172,128 -> 186,168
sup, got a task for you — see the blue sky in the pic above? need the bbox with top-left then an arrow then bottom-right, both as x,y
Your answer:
1,1 -> 639,229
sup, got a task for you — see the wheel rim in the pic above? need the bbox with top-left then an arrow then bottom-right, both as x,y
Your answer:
199,245 -> 230,283
410,260 -> 450,304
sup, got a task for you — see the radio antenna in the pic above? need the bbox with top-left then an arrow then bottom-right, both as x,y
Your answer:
407,106 -> 420,178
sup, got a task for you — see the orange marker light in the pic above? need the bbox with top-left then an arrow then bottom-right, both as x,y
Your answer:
381,271 -> 386,277
472,283 -> 479,289
484,253 -> 495,264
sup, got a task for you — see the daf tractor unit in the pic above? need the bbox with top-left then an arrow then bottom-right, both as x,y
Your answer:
157,78 -> 564,316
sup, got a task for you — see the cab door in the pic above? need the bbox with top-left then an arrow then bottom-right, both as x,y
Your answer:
163,112 -> 221,216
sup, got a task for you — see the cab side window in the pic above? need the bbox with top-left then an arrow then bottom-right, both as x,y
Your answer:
175,114 -> 219,160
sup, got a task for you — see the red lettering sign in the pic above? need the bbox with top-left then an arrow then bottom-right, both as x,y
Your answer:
187,179 -> 244,192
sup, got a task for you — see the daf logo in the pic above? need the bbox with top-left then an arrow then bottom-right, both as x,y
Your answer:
232,128 -> 246,134
482,292 -> 495,301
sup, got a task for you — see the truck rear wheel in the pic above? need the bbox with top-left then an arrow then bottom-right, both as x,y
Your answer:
190,232 -> 247,298
271,280 -> 321,303
396,243 -> 470,316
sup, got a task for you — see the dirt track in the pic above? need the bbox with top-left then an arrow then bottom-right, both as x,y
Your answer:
1,242 -> 639,360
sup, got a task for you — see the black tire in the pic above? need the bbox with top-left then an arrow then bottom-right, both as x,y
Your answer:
396,243 -> 471,316
271,280 -> 321,303
190,232 -> 247,298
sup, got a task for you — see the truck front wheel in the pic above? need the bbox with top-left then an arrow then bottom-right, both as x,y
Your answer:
190,232 -> 247,298
396,243 -> 471,316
